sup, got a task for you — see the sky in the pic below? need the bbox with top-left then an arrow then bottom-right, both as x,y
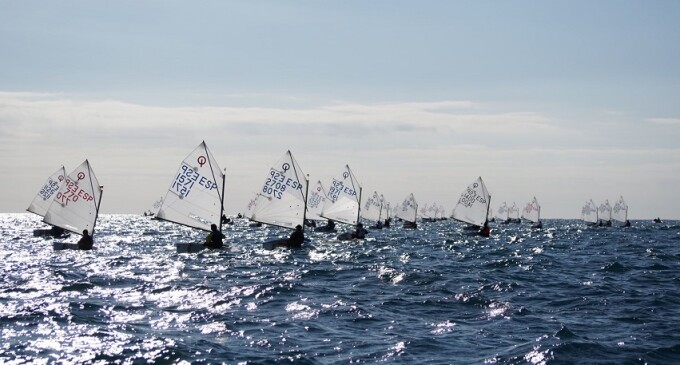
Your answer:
1,0 -> 679,219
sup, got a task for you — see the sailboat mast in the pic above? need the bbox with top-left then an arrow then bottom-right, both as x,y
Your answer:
302,175 -> 310,233
356,187 -> 362,225
219,169 -> 226,232
485,194 -> 492,226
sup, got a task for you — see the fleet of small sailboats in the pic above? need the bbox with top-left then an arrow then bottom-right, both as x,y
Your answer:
28,142 -> 642,253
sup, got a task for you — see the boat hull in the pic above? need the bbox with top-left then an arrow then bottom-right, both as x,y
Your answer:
53,242 -> 80,250
176,243 -> 208,253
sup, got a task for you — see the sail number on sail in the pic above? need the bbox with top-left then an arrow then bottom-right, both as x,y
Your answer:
172,163 -> 218,198
262,169 -> 303,200
55,177 -> 95,206
328,179 -> 357,203
39,178 -> 62,200
308,191 -> 323,209
458,186 -> 486,207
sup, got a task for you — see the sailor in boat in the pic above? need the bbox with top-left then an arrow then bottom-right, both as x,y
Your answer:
315,219 -> 336,232
221,214 -> 233,225
304,219 -> 317,228
532,220 -> 543,229
204,224 -> 225,249
370,220 -> 383,230
383,218 -> 391,228
653,217 -> 662,223
479,222 -> 491,237
352,223 -> 368,239
78,230 -> 93,250
623,220 -> 631,227
286,224 -> 305,248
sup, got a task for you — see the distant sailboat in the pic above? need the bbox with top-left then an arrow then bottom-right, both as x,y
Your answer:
521,197 -> 542,228
247,151 -> 309,249
27,165 -> 68,237
143,196 -> 164,217
508,202 -> 521,223
306,180 -> 328,224
598,200 -> 612,226
45,160 -> 104,250
396,193 -> 418,229
581,199 -> 598,225
451,176 -> 491,236
495,202 -> 509,223
320,165 -> 363,239
361,191 -> 384,229
155,141 -> 226,253
612,196 -> 630,227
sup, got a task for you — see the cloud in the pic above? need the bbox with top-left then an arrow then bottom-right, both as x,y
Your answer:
647,118 -> 680,126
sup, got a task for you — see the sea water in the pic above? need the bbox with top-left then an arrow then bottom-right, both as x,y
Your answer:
1,213 -> 679,364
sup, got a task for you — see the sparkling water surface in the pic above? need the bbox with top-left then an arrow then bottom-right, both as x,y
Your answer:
1,214 -> 679,364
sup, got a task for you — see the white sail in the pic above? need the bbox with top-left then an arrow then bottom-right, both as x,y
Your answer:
495,202 -> 509,221
395,193 -> 418,223
508,203 -> 520,220
361,191 -> 383,223
391,203 -> 401,219
43,160 -> 103,235
306,180 -> 328,221
452,176 -> 491,227
581,199 -> 598,223
155,141 -> 225,231
598,200 -> 612,222
320,165 -> 362,225
612,196 -> 628,223
244,192 -> 258,218
521,197 -> 541,223
27,165 -> 67,218
249,150 -> 308,229
380,194 -> 390,220
419,203 -> 432,220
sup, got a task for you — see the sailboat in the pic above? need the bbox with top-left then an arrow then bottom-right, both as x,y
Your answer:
46,160 -> 104,250
306,180 -> 328,227
320,165 -> 363,239
361,191 -> 384,229
451,176 -> 491,236
508,202 -> 521,223
155,141 -> 226,253
396,193 -> 418,229
612,196 -> 630,227
143,196 -> 164,218
495,202 -> 509,223
581,199 -> 598,225
27,165 -> 68,237
598,200 -> 612,226
247,150 -> 309,250
521,197 -> 542,228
